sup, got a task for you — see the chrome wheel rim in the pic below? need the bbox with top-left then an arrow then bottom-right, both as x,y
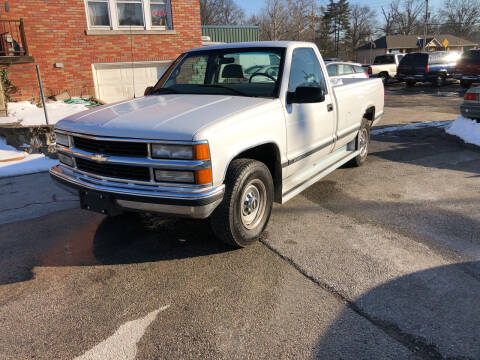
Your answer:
240,179 -> 266,230
359,128 -> 368,158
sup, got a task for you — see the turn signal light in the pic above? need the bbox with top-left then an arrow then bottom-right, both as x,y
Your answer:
464,93 -> 477,101
194,143 -> 210,160
196,168 -> 212,184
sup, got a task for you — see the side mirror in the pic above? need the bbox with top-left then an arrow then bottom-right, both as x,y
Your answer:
144,86 -> 153,96
287,86 -> 325,104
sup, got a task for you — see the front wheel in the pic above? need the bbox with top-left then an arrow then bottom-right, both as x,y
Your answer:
211,159 -> 274,247
348,118 -> 370,167
460,80 -> 472,89
406,80 -> 416,87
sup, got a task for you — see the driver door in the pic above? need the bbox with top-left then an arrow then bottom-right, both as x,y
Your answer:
284,48 -> 336,177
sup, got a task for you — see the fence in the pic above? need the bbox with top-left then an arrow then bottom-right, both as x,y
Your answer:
0,19 -> 29,57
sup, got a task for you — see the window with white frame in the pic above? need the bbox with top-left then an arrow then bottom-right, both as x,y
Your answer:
85,0 -> 172,30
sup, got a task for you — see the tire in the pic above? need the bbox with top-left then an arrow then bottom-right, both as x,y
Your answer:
460,80 -> 472,89
379,72 -> 389,84
435,75 -> 445,87
406,80 -> 416,87
210,159 -> 274,247
348,118 -> 370,167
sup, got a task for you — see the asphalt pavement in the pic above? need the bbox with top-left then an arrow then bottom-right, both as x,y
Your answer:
0,85 -> 479,359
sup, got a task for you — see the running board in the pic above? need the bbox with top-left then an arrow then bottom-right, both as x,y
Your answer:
281,149 -> 360,203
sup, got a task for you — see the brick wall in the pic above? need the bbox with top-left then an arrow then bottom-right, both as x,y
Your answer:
1,0 -> 201,101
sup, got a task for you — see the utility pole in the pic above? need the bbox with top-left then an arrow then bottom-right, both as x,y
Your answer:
312,0 -> 316,44
423,0 -> 429,51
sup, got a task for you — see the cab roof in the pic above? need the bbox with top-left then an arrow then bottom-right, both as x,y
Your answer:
188,41 -> 317,53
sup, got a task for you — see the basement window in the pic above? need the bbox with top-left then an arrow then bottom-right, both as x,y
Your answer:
85,0 -> 172,30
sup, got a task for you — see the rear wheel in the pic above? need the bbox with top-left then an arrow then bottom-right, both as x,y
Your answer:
406,80 -> 416,87
211,159 -> 274,247
379,72 -> 389,84
348,118 -> 370,167
460,80 -> 472,89
435,75 -> 446,87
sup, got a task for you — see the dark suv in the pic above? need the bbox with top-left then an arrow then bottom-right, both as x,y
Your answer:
396,52 -> 458,87
454,50 -> 480,88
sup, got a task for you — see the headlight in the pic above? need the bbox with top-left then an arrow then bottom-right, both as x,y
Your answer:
58,152 -> 74,167
55,132 -> 70,147
151,144 -> 193,160
154,169 -> 195,183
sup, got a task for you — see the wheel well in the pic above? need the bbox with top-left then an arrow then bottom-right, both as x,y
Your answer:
364,106 -> 375,125
232,143 -> 282,203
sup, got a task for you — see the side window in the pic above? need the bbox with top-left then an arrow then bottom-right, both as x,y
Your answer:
166,55 -> 208,86
327,64 -> 337,77
338,64 -> 353,75
288,48 -> 327,93
353,65 -> 365,73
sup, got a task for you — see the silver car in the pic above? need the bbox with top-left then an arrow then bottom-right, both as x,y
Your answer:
461,86 -> 480,122
326,62 -> 369,80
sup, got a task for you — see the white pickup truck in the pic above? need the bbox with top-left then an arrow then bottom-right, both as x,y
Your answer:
367,54 -> 404,83
50,41 -> 384,247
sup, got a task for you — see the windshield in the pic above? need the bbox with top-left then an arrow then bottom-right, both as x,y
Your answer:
150,48 -> 284,98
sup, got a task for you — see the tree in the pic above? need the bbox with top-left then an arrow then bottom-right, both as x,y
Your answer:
200,0 -> 245,25
379,0 -> 424,36
285,0 -> 312,41
348,4 -> 376,58
391,0 -> 424,35
323,0 -> 351,57
437,0 -> 480,40
258,0 -> 289,40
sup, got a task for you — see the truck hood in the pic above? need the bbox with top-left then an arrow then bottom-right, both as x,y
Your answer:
55,94 -> 273,140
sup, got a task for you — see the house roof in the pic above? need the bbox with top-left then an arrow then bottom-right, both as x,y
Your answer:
357,34 -> 478,51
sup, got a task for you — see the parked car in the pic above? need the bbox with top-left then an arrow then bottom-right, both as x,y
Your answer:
460,86 -> 480,122
323,58 -> 343,63
454,50 -> 480,89
50,41 -> 384,247
396,51 -> 460,87
326,62 -> 369,80
367,54 -> 404,83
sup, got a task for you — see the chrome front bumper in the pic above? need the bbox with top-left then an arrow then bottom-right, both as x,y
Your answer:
50,165 -> 225,219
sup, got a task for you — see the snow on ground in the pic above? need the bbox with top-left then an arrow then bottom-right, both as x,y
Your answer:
371,120 -> 453,135
0,101 -> 88,126
446,116 -> 480,147
0,137 -> 58,178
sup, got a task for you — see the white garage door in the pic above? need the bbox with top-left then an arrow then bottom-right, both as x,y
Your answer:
92,61 -> 172,103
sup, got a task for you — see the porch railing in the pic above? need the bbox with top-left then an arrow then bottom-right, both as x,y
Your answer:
0,19 -> 29,57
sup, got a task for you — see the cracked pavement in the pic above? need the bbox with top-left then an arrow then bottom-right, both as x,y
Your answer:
0,84 -> 479,359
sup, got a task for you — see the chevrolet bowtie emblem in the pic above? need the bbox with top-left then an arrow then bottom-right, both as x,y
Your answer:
91,154 -> 109,162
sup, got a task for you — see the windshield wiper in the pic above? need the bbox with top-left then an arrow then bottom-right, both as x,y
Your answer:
151,87 -> 182,95
199,85 -> 249,97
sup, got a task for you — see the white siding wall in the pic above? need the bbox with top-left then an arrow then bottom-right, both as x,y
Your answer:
92,61 -> 172,103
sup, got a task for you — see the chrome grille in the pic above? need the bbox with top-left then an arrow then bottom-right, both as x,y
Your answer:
73,137 -> 148,157
76,158 -> 150,182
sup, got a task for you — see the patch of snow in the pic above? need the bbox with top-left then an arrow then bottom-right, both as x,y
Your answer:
5,101 -> 88,126
0,137 -> 58,178
371,120 -> 453,135
446,116 -> 480,147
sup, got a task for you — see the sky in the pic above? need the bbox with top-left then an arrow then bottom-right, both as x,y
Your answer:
241,0 -> 444,17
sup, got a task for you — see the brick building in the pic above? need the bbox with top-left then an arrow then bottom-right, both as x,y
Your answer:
0,0 -> 201,103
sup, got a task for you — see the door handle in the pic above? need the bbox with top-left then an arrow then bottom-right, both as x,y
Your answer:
327,104 -> 334,112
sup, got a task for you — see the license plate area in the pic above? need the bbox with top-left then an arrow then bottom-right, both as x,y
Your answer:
79,190 -> 120,215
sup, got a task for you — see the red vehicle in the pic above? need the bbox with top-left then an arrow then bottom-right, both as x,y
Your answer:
454,50 -> 480,88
